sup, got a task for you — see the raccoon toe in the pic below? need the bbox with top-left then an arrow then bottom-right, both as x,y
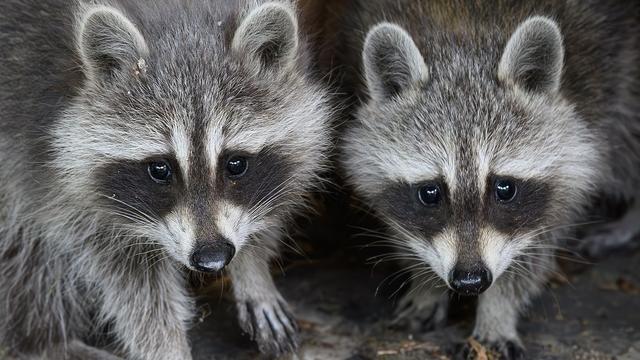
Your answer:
501,340 -> 526,360
456,338 -> 525,360
240,300 -> 299,355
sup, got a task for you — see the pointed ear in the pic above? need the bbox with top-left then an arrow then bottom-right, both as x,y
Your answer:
362,23 -> 428,101
232,2 -> 299,72
77,5 -> 149,83
498,16 -> 564,95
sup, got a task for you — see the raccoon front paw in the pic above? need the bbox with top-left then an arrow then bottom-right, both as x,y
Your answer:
390,291 -> 447,332
457,337 -> 525,360
238,298 -> 299,355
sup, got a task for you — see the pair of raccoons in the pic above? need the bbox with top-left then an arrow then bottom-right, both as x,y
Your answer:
0,0 -> 637,359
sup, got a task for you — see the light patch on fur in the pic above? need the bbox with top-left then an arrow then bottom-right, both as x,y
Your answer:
343,104 -> 459,196
382,154 -> 440,184
476,144 -> 494,195
479,227 -> 513,281
429,230 -> 457,283
52,113 -> 171,161
171,122 -> 191,181
474,284 -> 521,343
349,141 -> 457,190
404,228 -> 457,284
492,151 -> 562,180
441,152 -> 458,193
205,122 -> 223,177
225,123 -> 268,154
215,201 -> 264,250
162,207 -> 195,267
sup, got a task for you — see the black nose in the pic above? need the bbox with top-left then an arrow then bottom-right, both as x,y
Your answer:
449,266 -> 492,296
190,241 -> 236,273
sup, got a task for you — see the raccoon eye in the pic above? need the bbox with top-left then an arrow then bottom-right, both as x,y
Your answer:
418,184 -> 441,206
147,161 -> 172,184
495,179 -> 517,202
226,156 -> 248,178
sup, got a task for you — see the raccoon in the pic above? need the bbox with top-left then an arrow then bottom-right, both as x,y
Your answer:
0,0 -> 331,358
333,0 -> 639,358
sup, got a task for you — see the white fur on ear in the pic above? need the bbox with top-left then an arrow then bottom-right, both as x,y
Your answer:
498,16 -> 564,95
77,5 -> 149,83
362,22 -> 428,101
232,2 -> 299,72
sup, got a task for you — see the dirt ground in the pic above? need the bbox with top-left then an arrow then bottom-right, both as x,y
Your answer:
190,247 -> 640,360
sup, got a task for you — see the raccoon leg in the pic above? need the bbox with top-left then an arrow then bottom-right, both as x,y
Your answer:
229,246 -> 298,356
391,271 -> 448,332
461,268 -> 547,360
457,281 -> 526,360
580,200 -> 640,258
97,261 -> 193,360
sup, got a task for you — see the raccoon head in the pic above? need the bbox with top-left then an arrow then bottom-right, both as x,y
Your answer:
52,2 -> 330,272
345,17 -> 600,295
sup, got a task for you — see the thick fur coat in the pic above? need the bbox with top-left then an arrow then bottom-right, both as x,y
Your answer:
0,0 -> 332,358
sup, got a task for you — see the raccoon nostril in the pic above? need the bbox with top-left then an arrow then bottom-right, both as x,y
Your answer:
448,266 -> 493,296
190,241 -> 236,273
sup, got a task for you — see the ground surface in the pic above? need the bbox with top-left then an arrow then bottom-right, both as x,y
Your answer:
190,248 -> 640,360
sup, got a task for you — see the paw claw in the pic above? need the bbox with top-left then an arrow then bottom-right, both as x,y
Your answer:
278,299 -> 299,331
238,299 -> 299,356
504,340 -> 525,360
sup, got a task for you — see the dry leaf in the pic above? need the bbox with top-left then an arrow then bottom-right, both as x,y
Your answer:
468,337 -> 489,360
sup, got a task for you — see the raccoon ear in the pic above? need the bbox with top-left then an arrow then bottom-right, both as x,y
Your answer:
498,16 -> 564,95
232,2 -> 299,72
363,23 -> 428,101
77,5 -> 149,83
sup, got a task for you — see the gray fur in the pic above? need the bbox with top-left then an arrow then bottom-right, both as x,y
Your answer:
232,2 -> 299,72
498,17 -> 564,95
362,23 -> 428,101
0,0 -> 332,358
77,5 -> 149,84
330,0 -> 639,358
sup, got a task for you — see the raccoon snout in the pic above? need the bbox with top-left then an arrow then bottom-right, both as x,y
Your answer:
448,265 -> 492,296
190,241 -> 236,273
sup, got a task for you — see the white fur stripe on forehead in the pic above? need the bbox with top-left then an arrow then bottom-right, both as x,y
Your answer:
206,124 -> 223,176
389,152 -> 457,188
171,122 -> 191,181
